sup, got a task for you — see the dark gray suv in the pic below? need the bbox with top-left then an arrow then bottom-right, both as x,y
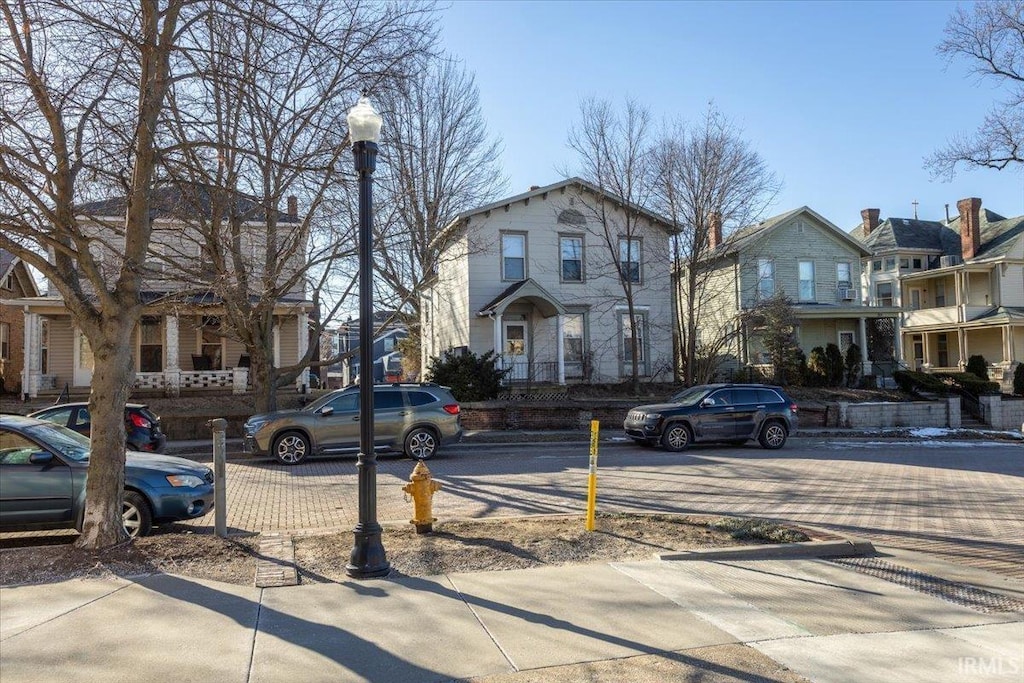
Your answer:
243,383 -> 462,465
623,384 -> 798,451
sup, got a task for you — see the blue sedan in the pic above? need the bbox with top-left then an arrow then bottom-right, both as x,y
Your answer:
0,415 -> 214,537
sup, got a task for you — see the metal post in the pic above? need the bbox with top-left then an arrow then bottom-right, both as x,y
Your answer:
208,418 -> 228,538
346,138 -> 390,579
585,419 -> 599,531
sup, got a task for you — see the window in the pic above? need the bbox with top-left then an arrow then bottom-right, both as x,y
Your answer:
620,312 -> 647,372
872,260 -> 882,272
899,258 -> 910,269
885,257 -> 896,270
798,260 -> 815,301
937,333 -> 949,367
758,259 -> 775,298
0,322 -> 8,360
383,337 -> 395,353
326,393 -> 359,413
732,388 -> 759,405
836,262 -> 851,286
2,271 -> 13,290
935,281 -> 947,307
374,390 -> 405,410
560,235 -> 583,282
618,238 -> 641,283
563,313 -> 585,378
407,391 -> 436,407
839,331 -> 855,354
912,258 -> 922,269
199,316 -> 223,370
501,233 -> 526,281
139,316 -> 162,372
876,282 -> 893,306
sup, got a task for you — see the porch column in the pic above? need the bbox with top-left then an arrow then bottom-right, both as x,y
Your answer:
923,332 -> 932,368
858,317 -> 871,375
296,311 -> 309,392
165,314 -> 180,397
22,309 -> 40,398
556,314 -> 565,385
493,313 -> 503,370
957,328 -> 967,369
273,320 -> 281,367
1004,324 -> 1013,363
893,316 -> 902,365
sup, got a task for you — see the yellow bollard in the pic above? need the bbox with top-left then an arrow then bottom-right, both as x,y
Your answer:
402,461 -> 442,534
586,419 -> 599,531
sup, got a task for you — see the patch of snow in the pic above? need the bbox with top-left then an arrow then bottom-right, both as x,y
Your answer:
828,440 -> 1008,449
909,427 -> 951,438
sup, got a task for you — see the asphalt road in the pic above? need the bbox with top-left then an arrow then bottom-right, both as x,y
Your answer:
174,435 -> 1024,579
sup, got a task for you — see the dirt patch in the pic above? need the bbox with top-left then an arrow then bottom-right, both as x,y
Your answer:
0,514 -> 811,587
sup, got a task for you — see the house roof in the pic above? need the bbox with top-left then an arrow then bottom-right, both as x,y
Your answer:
477,279 -> 567,318
0,249 -> 41,297
77,183 -> 299,224
850,208 -> 1024,261
707,206 -> 870,260
438,177 -> 676,244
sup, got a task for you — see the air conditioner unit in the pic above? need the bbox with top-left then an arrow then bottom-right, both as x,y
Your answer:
838,287 -> 855,301
939,255 -> 963,268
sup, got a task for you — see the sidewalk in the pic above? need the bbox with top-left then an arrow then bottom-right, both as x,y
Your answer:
2,544 -> 1021,682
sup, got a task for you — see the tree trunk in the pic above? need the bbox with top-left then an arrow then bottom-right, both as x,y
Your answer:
250,345 -> 277,413
74,322 -> 134,549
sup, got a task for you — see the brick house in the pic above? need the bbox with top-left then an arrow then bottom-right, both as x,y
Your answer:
0,250 -> 41,395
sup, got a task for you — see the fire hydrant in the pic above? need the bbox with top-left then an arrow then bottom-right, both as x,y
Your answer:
402,461 -> 442,534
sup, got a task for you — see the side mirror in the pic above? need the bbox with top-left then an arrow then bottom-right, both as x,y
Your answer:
700,398 -> 715,408
319,406 -> 334,417
29,451 -> 54,465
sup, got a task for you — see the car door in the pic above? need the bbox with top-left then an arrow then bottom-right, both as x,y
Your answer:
316,392 -> 360,454
371,389 -> 408,450
729,388 -> 761,438
694,389 -> 734,439
0,429 -> 75,526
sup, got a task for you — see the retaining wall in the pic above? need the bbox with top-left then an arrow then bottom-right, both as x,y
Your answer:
825,398 -> 960,429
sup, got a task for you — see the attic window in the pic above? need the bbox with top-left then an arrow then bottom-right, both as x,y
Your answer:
557,209 -> 586,226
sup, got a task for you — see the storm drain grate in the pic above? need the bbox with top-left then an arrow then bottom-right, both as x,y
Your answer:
830,557 -> 1024,614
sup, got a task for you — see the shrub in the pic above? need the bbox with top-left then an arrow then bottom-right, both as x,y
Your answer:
1015,363 -> 1024,396
937,372 -> 1001,397
893,370 -> 948,395
708,517 -> 810,544
806,346 -> 827,386
825,343 -> 843,387
966,355 -> 989,381
844,343 -> 862,387
425,350 -> 509,402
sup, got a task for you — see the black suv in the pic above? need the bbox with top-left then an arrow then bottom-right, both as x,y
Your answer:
623,384 -> 797,451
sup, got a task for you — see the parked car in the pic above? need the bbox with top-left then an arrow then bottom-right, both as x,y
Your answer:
243,383 -> 463,465
0,415 -> 214,537
623,383 -> 798,451
28,402 -> 166,453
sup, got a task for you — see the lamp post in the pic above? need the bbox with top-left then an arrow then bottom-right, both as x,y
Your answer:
346,95 -> 389,578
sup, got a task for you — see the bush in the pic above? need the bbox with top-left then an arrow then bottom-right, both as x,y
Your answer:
425,350 -> 509,402
844,343 -> 862,387
893,370 -> 948,395
966,355 -> 989,381
806,346 -> 827,386
1015,363 -> 1024,396
707,517 -> 810,544
937,372 -> 1001,397
825,343 -> 843,387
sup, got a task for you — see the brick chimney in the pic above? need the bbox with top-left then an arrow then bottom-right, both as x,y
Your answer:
860,208 -> 880,236
287,195 -> 298,219
957,197 -> 981,260
709,212 -> 723,250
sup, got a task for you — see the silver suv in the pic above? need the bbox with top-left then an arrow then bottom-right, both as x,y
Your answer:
243,383 -> 463,465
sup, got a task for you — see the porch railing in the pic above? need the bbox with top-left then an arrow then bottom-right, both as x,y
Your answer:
133,368 -> 248,395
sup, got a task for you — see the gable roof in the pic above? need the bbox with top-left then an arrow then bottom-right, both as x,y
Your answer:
0,249 -> 41,297
951,211 -> 1024,261
851,207 -> 1024,261
708,206 -> 870,259
77,183 -> 299,224
477,279 -> 567,318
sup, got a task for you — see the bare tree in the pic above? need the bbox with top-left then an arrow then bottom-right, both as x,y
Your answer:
927,0 -> 1024,176
0,0 -> 190,548
373,56 -> 506,365
567,97 -> 656,392
651,106 -> 780,385
157,0 -> 437,412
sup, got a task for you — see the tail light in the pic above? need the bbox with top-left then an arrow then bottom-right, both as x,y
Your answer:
442,404 -> 460,415
129,412 -> 152,428
790,403 -> 799,414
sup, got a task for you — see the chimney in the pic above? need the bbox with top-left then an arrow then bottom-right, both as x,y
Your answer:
709,212 -> 723,249
529,185 -> 540,191
860,208 -> 880,236
957,197 -> 981,260
287,195 -> 298,219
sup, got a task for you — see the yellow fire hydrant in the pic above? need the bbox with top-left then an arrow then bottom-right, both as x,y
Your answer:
402,461 -> 442,534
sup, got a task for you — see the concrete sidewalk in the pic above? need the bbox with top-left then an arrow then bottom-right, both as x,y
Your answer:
2,548 -> 1021,682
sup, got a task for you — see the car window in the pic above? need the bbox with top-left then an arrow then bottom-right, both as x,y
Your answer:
669,387 -> 710,405
757,389 -> 782,404
374,391 -> 405,410
21,423 -> 90,462
324,394 -> 359,412
36,406 -> 74,426
406,391 -> 437,407
0,431 -> 40,465
732,389 -> 759,405
73,408 -> 91,428
707,390 -> 732,406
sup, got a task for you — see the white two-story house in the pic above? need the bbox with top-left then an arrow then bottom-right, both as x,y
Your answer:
420,178 -> 677,384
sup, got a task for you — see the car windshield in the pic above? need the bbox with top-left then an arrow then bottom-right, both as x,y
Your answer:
23,422 -> 91,462
667,386 -> 711,406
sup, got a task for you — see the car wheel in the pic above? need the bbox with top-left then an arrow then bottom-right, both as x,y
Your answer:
273,431 -> 310,465
405,427 -> 438,460
661,423 -> 692,452
123,491 -> 153,538
758,421 -> 788,449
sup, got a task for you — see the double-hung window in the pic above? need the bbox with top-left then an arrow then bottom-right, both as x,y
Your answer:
501,233 -> 526,281
563,313 -> 585,378
620,312 -> 647,374
836,262 -> 851,287
798,260 -> 815,301
876,282 -> 893,306
560,235 -> 583,282
0,322 -> 9,360
758,259 -> 775,299
618,237 -> 641,284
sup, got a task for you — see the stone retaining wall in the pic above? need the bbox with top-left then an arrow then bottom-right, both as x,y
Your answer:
980,396 -> 1024,431
825,398 -> 960,429
460,400 -> 635,431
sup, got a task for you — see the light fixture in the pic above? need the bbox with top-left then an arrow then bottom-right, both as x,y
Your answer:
346,96 -> 382,144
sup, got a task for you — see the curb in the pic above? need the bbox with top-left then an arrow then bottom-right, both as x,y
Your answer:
657,539 -> 876,562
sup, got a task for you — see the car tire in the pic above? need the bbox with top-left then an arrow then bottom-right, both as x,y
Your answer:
758,421 -> 788,450
661,422 -> 692,452
404,427 -> 438,460
123,491 -> 153,538
273,431 -> 310,465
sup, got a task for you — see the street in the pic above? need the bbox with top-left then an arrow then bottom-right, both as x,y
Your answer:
185,436 -> 1024,579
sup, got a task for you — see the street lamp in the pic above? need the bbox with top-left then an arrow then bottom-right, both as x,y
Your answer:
346,95 -> 390,579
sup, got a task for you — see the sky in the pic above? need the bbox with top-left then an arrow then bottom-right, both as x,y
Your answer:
438,0 -> 1024,229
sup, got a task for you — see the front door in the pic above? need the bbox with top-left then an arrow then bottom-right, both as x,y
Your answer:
504,321 -> 528,381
